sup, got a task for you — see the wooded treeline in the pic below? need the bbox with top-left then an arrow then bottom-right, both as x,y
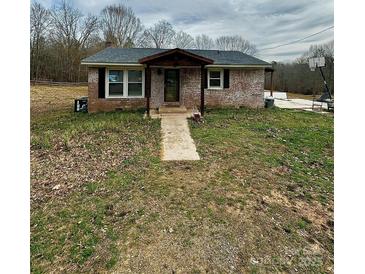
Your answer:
265,40 -> 334,95
30,0 -> 257,82
31,0 -> 334,95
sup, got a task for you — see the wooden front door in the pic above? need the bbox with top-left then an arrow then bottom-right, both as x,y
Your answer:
164,69 -> 180,102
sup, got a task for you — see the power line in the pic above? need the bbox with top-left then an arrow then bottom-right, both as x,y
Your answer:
258,26 -> 334,52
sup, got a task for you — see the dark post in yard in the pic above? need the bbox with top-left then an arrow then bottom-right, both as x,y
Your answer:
265,66 -> 275,97
270,70 -> 274,97
146,65 -> 151,116
319,67 -> 332,100
200,65 -> 205,116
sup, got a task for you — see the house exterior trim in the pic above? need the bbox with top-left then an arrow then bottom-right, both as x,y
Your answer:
81,62 -> 144,67
205,64 -> 270,68
81,63 -> 271,69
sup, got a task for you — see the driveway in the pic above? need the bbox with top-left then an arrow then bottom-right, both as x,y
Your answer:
274,98 -> 328,112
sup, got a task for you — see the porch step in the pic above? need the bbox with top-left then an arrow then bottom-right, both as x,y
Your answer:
158,106 -> 187,114
162,102 -> 180,107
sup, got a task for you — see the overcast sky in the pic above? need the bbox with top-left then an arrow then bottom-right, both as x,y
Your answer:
38,0 -> 334,62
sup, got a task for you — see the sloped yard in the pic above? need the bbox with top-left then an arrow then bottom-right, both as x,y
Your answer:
31,86 -> 334,273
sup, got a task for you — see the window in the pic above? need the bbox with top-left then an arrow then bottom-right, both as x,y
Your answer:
208,69 -> 223,89
108,70 -> 123,96
128,70 -> 143,97
106,68 -> 144,98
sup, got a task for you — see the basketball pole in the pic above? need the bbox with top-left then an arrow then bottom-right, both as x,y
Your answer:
318,66 -> 332,100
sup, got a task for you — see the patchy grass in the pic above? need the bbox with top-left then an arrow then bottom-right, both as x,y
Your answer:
31,86 -> 333,273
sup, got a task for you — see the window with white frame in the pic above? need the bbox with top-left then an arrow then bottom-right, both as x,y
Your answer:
128,70 -> 143,97
106,68 -> 144,98
208,69 -> 223,89
108,70 -> 124,96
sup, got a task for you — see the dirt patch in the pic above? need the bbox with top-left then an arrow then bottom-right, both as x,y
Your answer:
31,132 -> 140,204
30,85 -> 158,206
263,190 -> 332,229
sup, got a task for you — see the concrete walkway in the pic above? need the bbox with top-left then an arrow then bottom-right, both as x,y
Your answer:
160,114 -> 200,161
274,98 -> 328,113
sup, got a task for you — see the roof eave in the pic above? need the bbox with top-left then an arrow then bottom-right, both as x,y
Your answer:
205,64 -> 271,68
80,62 -> 143,67
80,62 -> 271,69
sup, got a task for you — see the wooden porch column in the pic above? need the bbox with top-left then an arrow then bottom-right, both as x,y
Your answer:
200,65 -> 205,116
146,65 -> 151,116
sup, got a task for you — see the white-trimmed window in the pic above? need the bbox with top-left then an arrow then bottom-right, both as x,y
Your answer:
208,69 -> 223,89
106,68 -> 144,98
128,70 -> 143,97
108,70 -> 124,96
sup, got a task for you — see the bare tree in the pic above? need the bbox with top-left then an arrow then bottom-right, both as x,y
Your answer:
172,31 -> 194,48
215,35 -> 257,55
100,4 -> 142,47
30,1 -> 50,79
141,20 -> 175,48
50,1 -> 98,48
49,0 -> 98,81
135,30 -> 153,48
194,34 -> 215,49
301,40 -> 334,60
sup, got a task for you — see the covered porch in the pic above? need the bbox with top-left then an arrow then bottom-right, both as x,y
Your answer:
138,48 -> 214,116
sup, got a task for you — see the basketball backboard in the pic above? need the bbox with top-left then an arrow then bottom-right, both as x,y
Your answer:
309,57 -> 325,71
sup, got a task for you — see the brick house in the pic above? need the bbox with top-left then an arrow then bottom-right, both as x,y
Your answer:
81,47 -> 270,114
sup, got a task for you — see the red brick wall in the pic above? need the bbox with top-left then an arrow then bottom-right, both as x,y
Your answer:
180,68 -> 265,109
87,68 -> 146,113
206,68 -> 265,108
180,68 -> 201,108
87,67 -> 264,112
150,68 -> 164,109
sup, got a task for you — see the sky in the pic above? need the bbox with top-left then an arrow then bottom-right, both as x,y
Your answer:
37,0 -> 334,62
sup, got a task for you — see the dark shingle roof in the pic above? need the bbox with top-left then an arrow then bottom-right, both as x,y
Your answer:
81,47 -> 269,66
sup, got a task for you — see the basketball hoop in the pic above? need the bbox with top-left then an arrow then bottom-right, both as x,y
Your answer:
308,56 -> 332,101
309,57 -> 325,71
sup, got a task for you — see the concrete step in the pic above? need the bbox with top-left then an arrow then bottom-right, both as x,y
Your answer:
158,106 -> 187,114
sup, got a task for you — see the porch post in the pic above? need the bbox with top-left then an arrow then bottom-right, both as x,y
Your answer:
200,65 -> 205,116
146,65 -> 151,116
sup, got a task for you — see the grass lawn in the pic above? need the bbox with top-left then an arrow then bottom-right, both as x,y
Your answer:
31,85 -> 334,273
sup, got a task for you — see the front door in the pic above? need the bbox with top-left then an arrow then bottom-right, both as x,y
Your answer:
164,69 -> 180,102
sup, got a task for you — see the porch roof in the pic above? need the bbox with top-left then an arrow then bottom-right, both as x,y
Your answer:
81,47 -> 270,67
138,48 -> 213,65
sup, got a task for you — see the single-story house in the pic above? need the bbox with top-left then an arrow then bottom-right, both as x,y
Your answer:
81,46 -> 271,114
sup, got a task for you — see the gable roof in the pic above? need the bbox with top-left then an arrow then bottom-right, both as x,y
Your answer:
81,47 -> 270,67
138,48 -> 214,64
